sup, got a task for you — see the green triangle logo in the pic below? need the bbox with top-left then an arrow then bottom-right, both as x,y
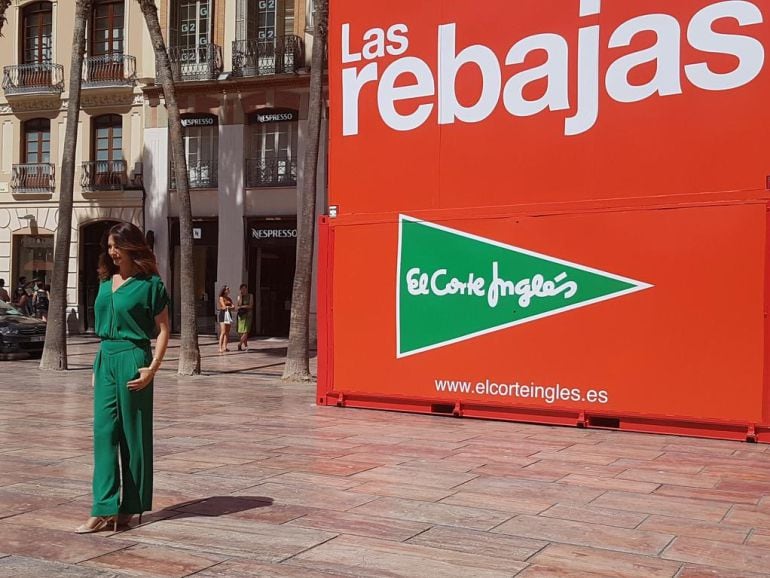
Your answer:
397,215 -> 653,357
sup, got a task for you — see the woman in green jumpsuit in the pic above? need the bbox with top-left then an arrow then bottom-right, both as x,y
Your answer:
76,222 -> 170,534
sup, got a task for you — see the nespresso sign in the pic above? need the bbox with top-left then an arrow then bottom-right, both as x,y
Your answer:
252,109 -> 298,124
250,228 -> 297,239
181,114 -> 218,128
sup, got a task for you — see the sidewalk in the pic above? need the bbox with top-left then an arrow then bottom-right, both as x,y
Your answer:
1,336 -> 770,576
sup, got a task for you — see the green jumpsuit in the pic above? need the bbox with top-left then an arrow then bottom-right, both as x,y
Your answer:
91,274 -> 169,517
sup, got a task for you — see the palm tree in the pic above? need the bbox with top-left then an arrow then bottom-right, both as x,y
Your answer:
283,0 -> 328,381
40,0 -> 92,370
0,1 -> 11,36
136,0 -> 200,375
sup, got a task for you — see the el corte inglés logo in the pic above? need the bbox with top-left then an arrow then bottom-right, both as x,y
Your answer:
397,215 -> 653,357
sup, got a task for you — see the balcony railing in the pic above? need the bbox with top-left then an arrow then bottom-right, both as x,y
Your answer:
246,157 -> 297,188
170,160 -> 218,189
81,160 -> 128,191
2,63 -> 64,96
11,163 -> 55,194
232,36 -> 304,77
168,43 -> 222,82
82,54 -> 136,88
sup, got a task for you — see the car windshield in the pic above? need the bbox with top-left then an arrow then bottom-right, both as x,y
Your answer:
0,302 -> 24,316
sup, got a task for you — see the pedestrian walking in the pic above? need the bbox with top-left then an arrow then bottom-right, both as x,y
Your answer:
13,277 -> 30,316
236,283 -> 254,352
218,285 -> 234,353
32,281 -> 49,321
75,222 -> 170,534
0,279 -> 9,303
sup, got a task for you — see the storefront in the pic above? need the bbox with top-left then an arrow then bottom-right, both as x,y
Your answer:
246,218 -> 296,337
79,220 -> 120,331
170,218 -> 218,334
13,231 -> 54,290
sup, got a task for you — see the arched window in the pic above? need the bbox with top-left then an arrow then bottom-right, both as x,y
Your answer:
23,118 -> 51,164
21,2 -> 53,64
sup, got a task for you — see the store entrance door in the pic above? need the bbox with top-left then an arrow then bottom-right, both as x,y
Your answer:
247,219 -> 296,337
79,220 -> 119,332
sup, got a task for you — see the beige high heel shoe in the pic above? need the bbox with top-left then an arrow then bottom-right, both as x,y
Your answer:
75,516 -> 117,534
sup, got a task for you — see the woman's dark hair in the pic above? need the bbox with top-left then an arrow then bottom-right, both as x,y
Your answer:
219,285 -> 230,298
98,222 -> 158,281
239,283 -> 247,290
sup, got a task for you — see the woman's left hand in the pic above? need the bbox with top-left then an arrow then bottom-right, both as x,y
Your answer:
127,368 -> 155,391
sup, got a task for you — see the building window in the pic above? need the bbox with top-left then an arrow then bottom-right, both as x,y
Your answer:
93,114 -> 123,163
171,115 -> 219,189
236,0 -> 296,41
246,111 -> 298,187
84,114 -> 126,190
24,119 -> 51,165
22,2 -> 53,65
170,0 -> 213,50
12,119 -> 53,193
91,0 -> 125,56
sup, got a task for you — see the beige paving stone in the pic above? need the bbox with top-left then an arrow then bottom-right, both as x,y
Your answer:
347,480 -> 457,502
82,544 -> 226,577
557,473 -> 660,493
616,469 -> 720,489
348,464 -> 479,489
439,490 -> 552,515
0,523 -> 135,564
124,516 -> 336,562
287,534 -> 525,577
638,515 -> 749,544
663,536 -> 770,574
454,476 -> 605,504
0,556 -> 131,578
349,496 -> 512,530
590,491 -> 731,522
539,503 -> 649,529
676,565 -> 770,578
723,505 -> 770,529
524,543 -> 681,577
493,515 -> 674,556
286,509 -> 430,541
195,559 -> 340,577
406,525 -> 547,560
653,484 -> 761,505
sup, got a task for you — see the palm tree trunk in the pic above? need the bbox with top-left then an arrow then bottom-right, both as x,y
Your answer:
137,0 -> 200,375
39,0 -> 92,371
283,0 -> 328,382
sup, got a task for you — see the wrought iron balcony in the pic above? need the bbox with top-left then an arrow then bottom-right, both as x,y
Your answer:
81,160 -> 128,191
11,163 -> 55,194
246,157 -> 297,188
232,36 -> 304,77
2,63 -> 64,96
82,54 -> 136,88
170,160 -> 218,189
168,43 -> 222,82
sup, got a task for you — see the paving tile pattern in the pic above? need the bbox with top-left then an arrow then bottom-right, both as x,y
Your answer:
1,336 -> 770,576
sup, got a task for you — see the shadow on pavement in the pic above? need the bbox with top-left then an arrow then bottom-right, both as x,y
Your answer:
162,496 -> 275,520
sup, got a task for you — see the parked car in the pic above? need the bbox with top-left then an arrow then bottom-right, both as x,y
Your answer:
0,301 -> 46,359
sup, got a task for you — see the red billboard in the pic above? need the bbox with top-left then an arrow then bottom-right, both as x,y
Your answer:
319,0 -> 770,441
